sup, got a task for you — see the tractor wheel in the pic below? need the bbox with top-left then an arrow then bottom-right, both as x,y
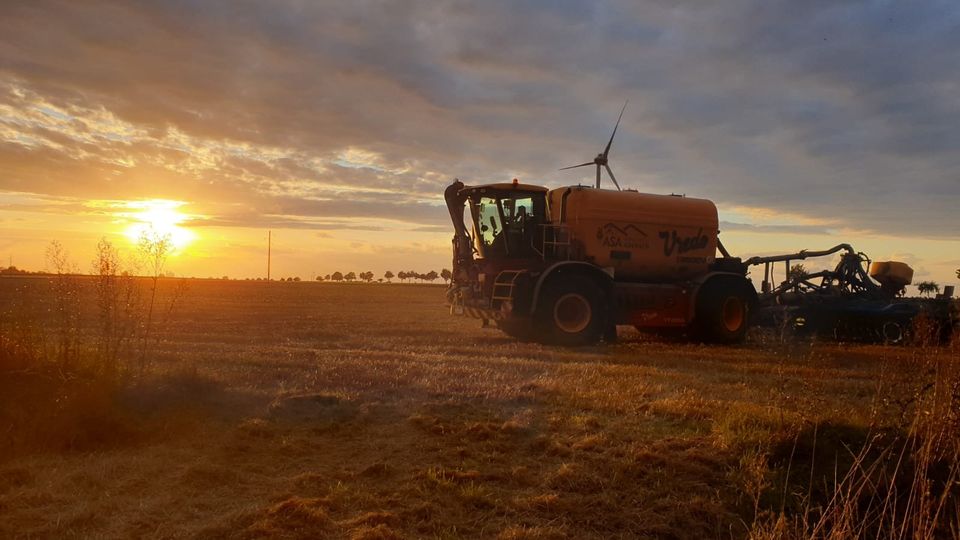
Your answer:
694,278 -> 753,344
881,320 -> 905,344
497,318 -> 536,342
536,275 -> 605,346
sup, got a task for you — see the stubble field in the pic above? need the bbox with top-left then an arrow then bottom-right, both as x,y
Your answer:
0,278 -> 957,539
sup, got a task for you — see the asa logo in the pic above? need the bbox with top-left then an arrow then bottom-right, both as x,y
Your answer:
596,223 -> 650,249
658,228 -> 708,257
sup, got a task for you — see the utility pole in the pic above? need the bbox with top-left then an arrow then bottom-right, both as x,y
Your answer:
267,230 -> 272,281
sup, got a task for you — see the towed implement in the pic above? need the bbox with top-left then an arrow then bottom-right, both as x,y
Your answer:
747,244 -> 956,343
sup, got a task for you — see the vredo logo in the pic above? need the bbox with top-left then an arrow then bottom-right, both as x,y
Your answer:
596,223 -> 650,249
658,228 -> 708,257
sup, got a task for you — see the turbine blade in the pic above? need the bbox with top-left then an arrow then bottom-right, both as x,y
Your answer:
604,164 -> 621,191
602,100 -> 628,158
558,161 -> 595,171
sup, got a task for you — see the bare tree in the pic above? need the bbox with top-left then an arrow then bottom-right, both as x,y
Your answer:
137,227 -> 172,374
92,239 -> 132,373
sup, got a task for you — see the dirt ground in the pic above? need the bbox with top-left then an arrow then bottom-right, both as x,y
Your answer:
0,279 -> 950,539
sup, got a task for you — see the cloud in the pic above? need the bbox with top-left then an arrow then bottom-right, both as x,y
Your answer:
719,221 -> 832,236
0,0 -> 957,242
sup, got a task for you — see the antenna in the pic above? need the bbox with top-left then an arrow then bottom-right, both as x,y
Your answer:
559,101 -> 627,190
267,230 -> 272,281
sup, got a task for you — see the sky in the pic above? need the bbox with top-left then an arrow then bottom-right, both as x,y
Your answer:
0,0 -> 958,286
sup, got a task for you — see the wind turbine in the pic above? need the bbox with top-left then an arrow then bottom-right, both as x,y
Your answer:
559,102 -> 627,190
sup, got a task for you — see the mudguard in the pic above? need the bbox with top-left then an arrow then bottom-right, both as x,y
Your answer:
528,261 -> 615,315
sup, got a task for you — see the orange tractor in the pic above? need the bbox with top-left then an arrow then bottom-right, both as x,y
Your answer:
444,176 -> 755,345
444,107 -> 760,345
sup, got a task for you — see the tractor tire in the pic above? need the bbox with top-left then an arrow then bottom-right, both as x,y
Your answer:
535,275 -> 606,346
880,320 -> 906,345
693,278 -> 753,344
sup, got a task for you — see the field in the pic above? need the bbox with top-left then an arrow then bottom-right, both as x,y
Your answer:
0,278 -> 957,539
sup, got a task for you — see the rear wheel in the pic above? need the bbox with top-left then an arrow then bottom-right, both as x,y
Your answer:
536,275 -> 606,346
694,278 -> 754,343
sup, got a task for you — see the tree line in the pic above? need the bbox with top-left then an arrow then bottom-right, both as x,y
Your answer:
313,269 -> 453,284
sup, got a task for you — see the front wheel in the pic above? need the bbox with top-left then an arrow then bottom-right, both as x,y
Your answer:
535,275 -> 606,346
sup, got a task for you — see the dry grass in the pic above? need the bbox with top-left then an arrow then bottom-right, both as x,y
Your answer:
0,278 -> 956,538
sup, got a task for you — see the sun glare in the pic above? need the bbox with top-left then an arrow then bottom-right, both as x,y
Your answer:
123,199 -> 196,251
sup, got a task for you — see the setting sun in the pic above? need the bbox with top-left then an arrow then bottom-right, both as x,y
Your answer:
122,199 -> 196,250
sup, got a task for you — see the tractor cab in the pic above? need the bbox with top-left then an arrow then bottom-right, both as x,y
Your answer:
459,182 -> 548,259
444,179 -> 551,317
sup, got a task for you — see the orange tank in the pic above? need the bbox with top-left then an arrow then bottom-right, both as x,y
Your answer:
547,186 -> 718,282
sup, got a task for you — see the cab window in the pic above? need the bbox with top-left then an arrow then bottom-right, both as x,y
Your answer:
471,193 -> 543,257
476,197 -> 502,249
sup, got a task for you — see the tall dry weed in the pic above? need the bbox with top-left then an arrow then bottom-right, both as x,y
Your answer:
750,339 -> 960,539
45,240 -> 82,371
